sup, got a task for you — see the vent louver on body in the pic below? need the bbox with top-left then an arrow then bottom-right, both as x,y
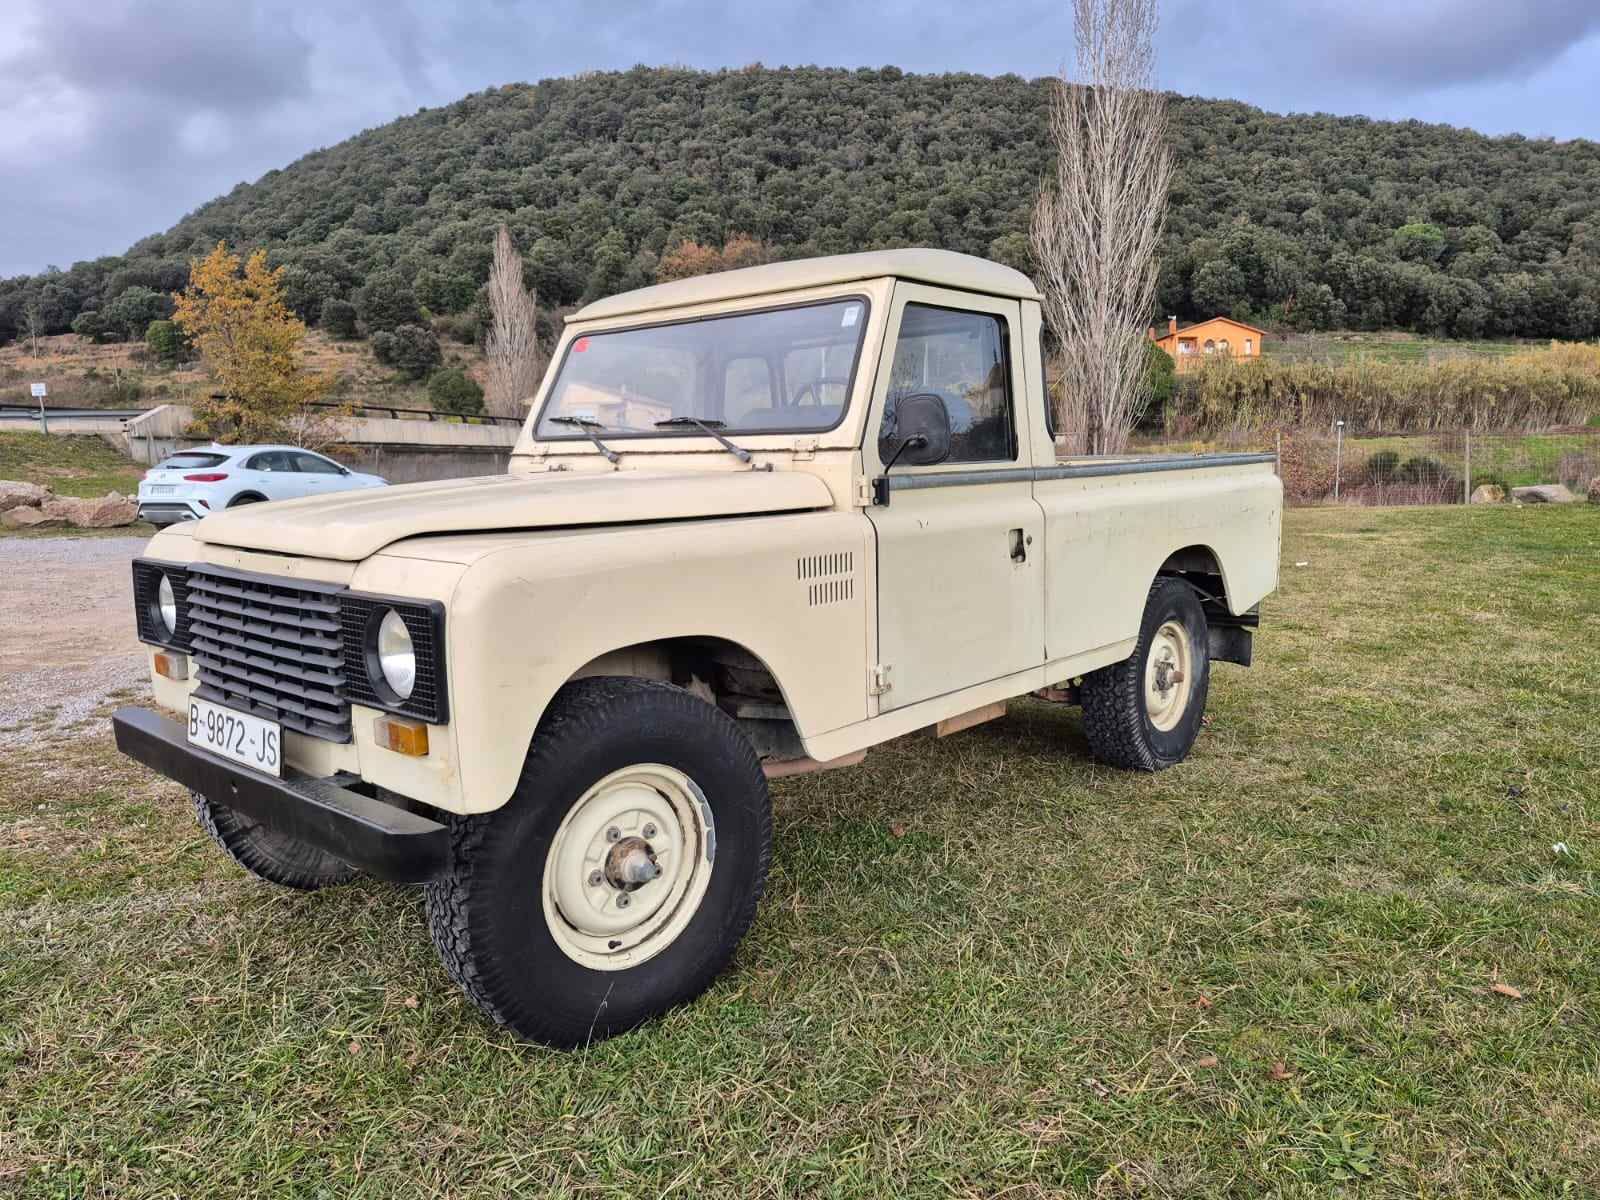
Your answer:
798,551 -> 855,607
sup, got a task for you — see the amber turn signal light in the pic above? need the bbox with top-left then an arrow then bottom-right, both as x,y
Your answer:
153,651 -> 189,681
374,715 -> 429,757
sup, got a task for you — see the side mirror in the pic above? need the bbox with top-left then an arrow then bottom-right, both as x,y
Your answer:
878,392 -> 952,469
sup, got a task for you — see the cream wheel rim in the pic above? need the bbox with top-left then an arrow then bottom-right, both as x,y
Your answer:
1144,620 -> 1194,732
542,763 -> 715,971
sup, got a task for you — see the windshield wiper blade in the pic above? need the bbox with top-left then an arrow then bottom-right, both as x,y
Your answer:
653,416 -> 755,465
550,416 -> 621,464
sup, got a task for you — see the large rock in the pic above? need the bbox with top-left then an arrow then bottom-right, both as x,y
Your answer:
1511,484 -> 1578,505
1588,477 -> 1600,505
0,480 -> 51,512
40,492 -> 139,528
1469,483 -> 1505,504
1,505 -> 64,530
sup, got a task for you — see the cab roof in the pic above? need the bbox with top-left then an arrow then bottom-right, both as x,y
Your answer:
573,248 -> 1042,322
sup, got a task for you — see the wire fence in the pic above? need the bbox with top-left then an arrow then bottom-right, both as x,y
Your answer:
1132,428 -> 1600,507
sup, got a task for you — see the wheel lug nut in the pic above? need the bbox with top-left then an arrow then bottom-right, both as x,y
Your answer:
642,823 -> 657,838
616,893 -> 632,909
605,826 -> 621,842
588,869 -> 604,887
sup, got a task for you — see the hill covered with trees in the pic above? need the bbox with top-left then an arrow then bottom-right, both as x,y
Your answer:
4,65 -> 1600,348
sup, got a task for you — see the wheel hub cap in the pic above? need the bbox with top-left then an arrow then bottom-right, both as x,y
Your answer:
1144,620 -> 1194,732
542,764 -> 715,971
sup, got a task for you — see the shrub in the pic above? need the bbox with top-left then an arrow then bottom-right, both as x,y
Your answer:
144,319 -> 190,364
1363,450 -> 1401,482
386,324 -> 442,379
320,298 -> 358,339
1399,455 -> 1450,484
427,367 -> 484,415
355,268 -> 423,333
369,330 -> 397,363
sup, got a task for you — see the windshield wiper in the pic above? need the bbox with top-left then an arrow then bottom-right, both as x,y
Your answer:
653,416 -> 764,468
550,416 -> 621,464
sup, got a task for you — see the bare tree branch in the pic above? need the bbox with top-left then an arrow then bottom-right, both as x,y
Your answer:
1031,0 -> 1173,455
485,225 -> 541,419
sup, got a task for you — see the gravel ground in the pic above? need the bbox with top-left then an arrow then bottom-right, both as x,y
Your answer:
0,535 -> 149,742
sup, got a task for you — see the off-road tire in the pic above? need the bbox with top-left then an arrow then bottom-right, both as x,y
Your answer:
425,677 -> 772,1048
192,791 -> 359,890
1080,576 -> 1211,772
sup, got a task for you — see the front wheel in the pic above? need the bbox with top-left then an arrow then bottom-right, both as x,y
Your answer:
425,677 -> 771,1047
1080,577 -> 1211,772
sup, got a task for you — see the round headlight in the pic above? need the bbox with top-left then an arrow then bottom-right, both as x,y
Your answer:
376,609 -> 416,700
157,574 -> 177,637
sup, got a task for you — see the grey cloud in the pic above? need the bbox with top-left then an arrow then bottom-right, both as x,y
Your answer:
1,0 -> 1598,277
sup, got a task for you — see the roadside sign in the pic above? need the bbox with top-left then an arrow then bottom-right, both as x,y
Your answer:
30,382 -> 46,398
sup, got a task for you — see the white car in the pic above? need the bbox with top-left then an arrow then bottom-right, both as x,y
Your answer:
136,444 -> 387,526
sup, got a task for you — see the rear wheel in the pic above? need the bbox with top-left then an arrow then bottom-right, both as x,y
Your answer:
227,493 -> 265,507
192,791 -> 358,890
1080,577 -> 1211,771
425,677 -> 771,1047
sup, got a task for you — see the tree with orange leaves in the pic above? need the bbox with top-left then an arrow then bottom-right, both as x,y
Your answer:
173,242 -> 330,443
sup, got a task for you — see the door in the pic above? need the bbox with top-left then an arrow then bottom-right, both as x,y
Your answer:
289,451 -> 347,495
865,285 -> 1045,711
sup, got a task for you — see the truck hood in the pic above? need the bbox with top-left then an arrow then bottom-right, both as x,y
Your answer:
192,469 -> 835,561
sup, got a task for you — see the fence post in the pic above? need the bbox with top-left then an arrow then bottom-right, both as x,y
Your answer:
1334,419 -> 1344,502
1274,430 -> 1282,477
1464,431 -> 1471,505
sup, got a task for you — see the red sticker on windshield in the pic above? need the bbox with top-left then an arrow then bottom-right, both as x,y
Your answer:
573,337 -> 590,352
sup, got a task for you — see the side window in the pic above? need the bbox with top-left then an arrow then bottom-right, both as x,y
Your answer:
881,304 -> 1014,464
1039,328 -> 1056,440
722,356 -> 774,424
246,451 -> 293,472
292,452 -> 343,475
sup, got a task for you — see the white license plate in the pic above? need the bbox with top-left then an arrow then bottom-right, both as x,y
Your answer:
146,484 -> 176,495
187,697 -> 282,777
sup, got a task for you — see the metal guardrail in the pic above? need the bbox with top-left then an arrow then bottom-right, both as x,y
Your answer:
302,401 -> 523,428
0,405 -> 145,421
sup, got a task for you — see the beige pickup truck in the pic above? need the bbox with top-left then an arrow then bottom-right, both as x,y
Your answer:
114,249 -> 1281,1046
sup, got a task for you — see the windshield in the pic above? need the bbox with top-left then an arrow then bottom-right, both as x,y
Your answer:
536,297 -> 867,439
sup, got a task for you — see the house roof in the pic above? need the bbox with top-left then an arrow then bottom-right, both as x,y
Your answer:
1161,315 -> 1270,339
575,249 -> 1042,321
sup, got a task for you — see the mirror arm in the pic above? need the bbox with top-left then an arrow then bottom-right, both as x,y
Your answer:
872,433 -> 929,507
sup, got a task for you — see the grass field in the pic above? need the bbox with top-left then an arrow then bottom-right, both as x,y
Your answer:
3,505 -> 1598,1197
1265,332 -> 1529,366
0,430 -> 146,499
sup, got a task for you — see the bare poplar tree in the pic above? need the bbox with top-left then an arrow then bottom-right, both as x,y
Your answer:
485,225 -> 541,418
1031,0 -> 1173,455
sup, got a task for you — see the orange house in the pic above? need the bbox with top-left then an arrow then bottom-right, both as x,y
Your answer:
1149,316 -> 1268,372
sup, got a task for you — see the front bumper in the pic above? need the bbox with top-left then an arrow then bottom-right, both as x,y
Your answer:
112,706 -> 449,883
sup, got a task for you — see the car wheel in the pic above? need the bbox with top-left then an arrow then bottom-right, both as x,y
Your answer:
228,493 -> 265,507
192,791 -> 359,889
425,676 -> 771,1047
1079,576 -> 1211,772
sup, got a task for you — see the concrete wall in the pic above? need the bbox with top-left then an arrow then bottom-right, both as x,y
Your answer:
121,404 -> 519,482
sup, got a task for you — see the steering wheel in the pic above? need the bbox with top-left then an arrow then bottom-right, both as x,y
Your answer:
789,377 -> 852,407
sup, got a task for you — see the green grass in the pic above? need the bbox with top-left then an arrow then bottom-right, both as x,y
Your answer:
1266,332 -> 1528,365
3,506 -> 1598,1196
0,430 -> 145,498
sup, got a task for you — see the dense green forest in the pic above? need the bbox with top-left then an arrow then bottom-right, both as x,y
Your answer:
4,65 -> 1600,348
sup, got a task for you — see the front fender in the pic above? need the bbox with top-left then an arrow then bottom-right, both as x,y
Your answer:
448,512 -> 872,813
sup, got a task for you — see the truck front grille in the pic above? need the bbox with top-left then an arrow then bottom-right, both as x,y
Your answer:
186,566 -> 352,742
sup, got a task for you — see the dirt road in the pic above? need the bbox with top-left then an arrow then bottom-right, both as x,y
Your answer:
0,535 -> 148,742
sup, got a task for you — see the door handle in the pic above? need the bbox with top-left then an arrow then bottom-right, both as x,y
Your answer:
1009,528 -> 1027,563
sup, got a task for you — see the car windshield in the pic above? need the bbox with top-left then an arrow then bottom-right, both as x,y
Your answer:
535,298 -> 867,439
154,452 -> 229,470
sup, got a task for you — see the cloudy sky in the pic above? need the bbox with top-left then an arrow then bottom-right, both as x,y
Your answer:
3,0 -> 1598,277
